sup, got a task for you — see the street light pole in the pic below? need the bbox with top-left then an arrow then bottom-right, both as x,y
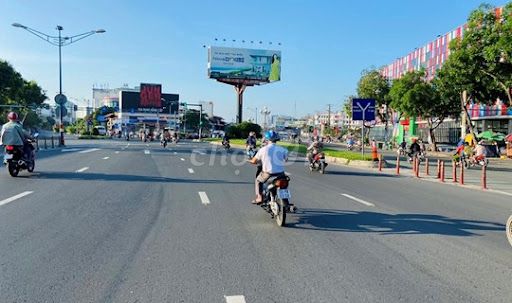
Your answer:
12,22 -> 105,146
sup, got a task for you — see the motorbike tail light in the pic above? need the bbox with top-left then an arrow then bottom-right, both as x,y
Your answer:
274,179 -> 289,188
5,145 -> 14,151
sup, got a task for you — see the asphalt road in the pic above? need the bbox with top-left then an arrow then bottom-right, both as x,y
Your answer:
0,140 -> 511,302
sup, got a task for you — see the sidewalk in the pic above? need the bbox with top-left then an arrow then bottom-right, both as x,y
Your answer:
367,157 -> 512,197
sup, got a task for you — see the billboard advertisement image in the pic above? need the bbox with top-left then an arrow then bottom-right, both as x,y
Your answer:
140,83 -> 162,108
121,91 -> 179,114
208,47 -> 281,82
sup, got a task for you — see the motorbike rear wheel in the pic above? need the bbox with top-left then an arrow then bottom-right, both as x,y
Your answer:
27,160 -> 35,173
320,162 -> 325,174
506,215 -> 512,248
275,198 -> 287,227
8,161 -> 19,177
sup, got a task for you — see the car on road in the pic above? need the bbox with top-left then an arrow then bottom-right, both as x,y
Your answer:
94,126 -> 106,136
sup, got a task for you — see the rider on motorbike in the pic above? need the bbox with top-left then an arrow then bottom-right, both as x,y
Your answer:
307,139 -> 323,166
0,112 -> 32,161
246,131 -> 257,150
248,130 -> 288,205
222,133 -> 230,147
408,138 -> 421,159
472,140 -> 486,163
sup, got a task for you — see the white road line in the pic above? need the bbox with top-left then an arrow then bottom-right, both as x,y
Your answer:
341,193 -> 375,207
61,148 -> 81,152
188,168 -> 194,174
198,192 -> 210,205
75,167 -> 89,173
115,151 -> 120,154
173,152 -> 177,155
144,150 -> 151,155
102,156 -> 110,160
146,144 -> 149,147
180,158 -> 185,161
225,295 -> 246,303
0,191 -> 34,207
78,148 -> 100,154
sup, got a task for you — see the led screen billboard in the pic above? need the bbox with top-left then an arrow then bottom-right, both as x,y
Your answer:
140,83 -> 162,108
120,91 -> 179,114
208,47 -> 281,82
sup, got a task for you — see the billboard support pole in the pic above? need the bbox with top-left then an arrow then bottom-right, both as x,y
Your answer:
235,84 -> 246,124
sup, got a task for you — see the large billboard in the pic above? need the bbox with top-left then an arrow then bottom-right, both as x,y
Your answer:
140,83 -> 162,108
208,46 -> 281,82
120,91 -> 179,114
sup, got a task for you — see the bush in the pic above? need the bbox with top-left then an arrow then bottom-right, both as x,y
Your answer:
226,122 -> 261,138
66,125 -> 76,134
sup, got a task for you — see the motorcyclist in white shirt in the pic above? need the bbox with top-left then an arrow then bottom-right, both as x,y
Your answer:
248,130 -> 288,204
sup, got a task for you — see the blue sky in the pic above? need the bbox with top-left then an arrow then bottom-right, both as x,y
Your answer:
0,0 -> 505,121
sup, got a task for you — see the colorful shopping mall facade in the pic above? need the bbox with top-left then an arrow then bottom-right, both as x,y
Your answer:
379,6 -> 512,144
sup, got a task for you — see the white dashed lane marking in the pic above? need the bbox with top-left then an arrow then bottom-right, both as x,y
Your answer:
341,193 -> 375,207
144,150 -> 151,155
102,157 -> 109,160
188,168 -> 194,174
75,167 -> 89,173
0,191 -> 34,207
198,192 -> 210,205
78,148 -> 100,154
225,296 -> 246,303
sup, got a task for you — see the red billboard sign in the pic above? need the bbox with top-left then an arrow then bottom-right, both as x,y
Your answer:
140,83 -> 162,108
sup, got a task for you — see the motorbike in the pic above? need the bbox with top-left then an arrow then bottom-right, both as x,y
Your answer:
309,152 -> 327,174
160,138 -> 168,148
259,174 -> 296,227
467,155 -> 489,168
408,151 -> 425,163
246,145 -> 256,159
222,140 -> 231,151
397,146 -> 407,156
506,214 -> 512,247
3,136 -> 37,177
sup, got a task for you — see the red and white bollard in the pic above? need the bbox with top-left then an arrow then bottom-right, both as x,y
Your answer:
378,154 -> 383,172
452,160 -> 457,183
415,158 -> 420,178
436,159 -> 441,179
481,165 -> 487,189
459,161 -> 464,185
440,161 -> 445,182
425,158 -> 429,176
396,156 -> 400,175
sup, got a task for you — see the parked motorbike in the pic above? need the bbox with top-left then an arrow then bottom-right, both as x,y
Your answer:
3,135 -> 37,177
309,152 -> 327,174
259,174 -> 296,227
506,214 -> 512,247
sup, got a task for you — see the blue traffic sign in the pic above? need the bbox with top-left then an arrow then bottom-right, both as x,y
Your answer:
352,99 -> 376,121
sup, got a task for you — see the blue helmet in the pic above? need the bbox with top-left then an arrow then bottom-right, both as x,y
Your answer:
264,130 -> 280,142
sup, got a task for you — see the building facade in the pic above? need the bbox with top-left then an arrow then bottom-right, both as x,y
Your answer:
381,6 -> 511,143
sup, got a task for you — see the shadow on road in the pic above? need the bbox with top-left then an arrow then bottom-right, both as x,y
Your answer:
31,171 -> 251,184
288,208 -> 504,236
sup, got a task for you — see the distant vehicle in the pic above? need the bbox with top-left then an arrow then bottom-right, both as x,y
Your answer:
94,126 -> 106,136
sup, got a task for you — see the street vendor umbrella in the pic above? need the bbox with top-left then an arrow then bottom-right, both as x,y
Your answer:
505,133 -> 512,142
478,130 -> 505,142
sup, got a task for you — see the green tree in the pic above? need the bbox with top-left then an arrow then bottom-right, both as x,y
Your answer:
445,3 -> 512,105
390,70 -> 458,150
357,68 -> 392,141
183,109 -> 210,132
0,60 -> 47,125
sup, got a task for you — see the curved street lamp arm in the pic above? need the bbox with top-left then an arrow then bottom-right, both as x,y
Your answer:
62,31 -> 98,45
21,26 -> 61,46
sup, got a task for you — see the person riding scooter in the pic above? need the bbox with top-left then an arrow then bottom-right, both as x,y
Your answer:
307,139 -> 324,166
246,131 -> 257,157
0,112 -> 33,162
408,138 -> 421,160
